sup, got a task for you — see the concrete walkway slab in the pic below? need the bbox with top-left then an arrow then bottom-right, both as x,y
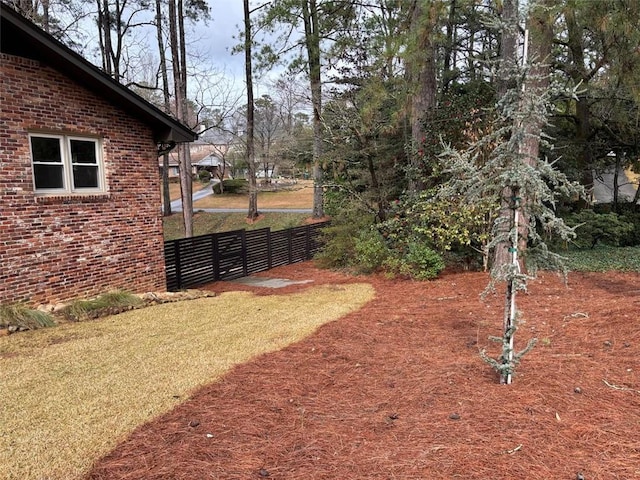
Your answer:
230,277 -> 314,289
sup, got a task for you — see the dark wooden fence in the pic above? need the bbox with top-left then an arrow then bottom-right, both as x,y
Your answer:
164,221 -> 328,291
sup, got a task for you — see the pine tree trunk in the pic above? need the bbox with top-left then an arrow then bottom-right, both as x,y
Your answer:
493,0 -> 519,270
302,0 -> 324,218
244,0 -> 258,220
565,8 -> 595,206
494,0 -> 552,270
168,0 -> 193,236
407,0 -> 437,193
156,0 -> 172,217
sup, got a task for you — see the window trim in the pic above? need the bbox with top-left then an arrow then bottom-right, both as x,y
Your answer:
29,133 -> 105,194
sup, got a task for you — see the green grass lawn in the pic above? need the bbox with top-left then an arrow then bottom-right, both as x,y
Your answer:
163,211 -> 312,241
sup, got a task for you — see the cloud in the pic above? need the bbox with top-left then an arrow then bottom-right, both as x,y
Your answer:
192,0 -> 245,77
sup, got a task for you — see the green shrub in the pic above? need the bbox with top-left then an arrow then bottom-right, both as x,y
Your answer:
213,179 -> 248,194
315,205 -> 374,269
197,169 -> 212,183
354,229 -> 390,273
0,303 -> 55,330
619,211 -> 640,246
316,192 -> 447,279
564,210 -> 634,249
380,192 -> 495,270
384,240 -> 445,280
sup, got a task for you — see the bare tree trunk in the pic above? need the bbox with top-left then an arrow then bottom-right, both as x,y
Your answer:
612,152 -> 621,212
244,0 -> 258,220
168,0 -> 193,236
442,0 -> 457,92
302,0 -> 324,218
155,0 -> 172,216
42,0 -> 50,32
97,0 -> 113,76
496,0 -> 518,98
564,8 -> 595,205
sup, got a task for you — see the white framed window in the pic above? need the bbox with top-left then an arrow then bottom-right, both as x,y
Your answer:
30,134 -> 104,193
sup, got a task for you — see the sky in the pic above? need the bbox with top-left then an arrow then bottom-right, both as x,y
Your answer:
64,0 -> 284,102
188,0 -> 291,101
195,0 -> 245,78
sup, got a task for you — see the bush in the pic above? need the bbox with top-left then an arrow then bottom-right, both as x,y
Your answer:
564,210 -> 634,249
315,205 -> 375,269
213,178 -> 248,194
354,229 -> 390,273
384,240 -> 445,280
198,169 -> 212,183
317,192 -> 447,279
619,211 -> 640,246
379,192 -> 495,270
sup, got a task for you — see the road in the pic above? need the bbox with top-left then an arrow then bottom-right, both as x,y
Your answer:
169,182 -> 217,211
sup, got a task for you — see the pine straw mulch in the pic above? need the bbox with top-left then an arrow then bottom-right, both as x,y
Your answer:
86,262 -> 640,480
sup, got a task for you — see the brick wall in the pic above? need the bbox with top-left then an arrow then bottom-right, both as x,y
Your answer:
0,53 -> 167,306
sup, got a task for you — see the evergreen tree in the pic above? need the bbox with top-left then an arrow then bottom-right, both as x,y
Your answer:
439,0 -> 583,384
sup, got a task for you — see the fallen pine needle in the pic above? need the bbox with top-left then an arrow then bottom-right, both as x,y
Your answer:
603,379 -> 640,394
502,444 -> 523,455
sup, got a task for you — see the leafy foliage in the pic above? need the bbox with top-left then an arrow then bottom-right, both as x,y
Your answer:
353,229 -> 389,274
382,241 -> 445,280
212,179 -> 249,194
197,170 -> 212,183
563,210 -> 635,249
619,210 -> 640,246
564,245 -> 640,272
314,200 -> 376,271
315,197 -> 444,280
381,191 -> 497,270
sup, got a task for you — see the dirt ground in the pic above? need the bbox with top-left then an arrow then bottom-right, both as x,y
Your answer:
86,262 -> 640,480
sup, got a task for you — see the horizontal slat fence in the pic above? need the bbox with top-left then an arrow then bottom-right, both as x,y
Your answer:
164,221 -> 328,291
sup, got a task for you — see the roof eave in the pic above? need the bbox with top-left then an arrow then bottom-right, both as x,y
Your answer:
1,6 -> 197,144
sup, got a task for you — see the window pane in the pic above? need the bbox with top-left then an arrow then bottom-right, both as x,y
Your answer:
31,137 -> 62,163
34,164 -> 64,189
73,165 -> 99,188
70,140 -> 97,164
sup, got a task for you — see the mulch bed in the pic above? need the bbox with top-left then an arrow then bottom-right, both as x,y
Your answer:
86,262 -> 640,479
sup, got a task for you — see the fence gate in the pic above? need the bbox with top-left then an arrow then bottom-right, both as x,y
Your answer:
164,221 -> 328,291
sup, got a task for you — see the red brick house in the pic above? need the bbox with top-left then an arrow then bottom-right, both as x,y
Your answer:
0,6 -> 196,306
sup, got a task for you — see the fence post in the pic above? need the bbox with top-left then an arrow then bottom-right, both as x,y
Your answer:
305,224 -> 311,259
174,240 -> 182,290
212,233 -> 219,281
241,230 -> 248,277
267,228 -> 272,270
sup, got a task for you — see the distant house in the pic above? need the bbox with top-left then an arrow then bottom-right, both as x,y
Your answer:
196,154 -> 232,179
0,6 -> 196,305
160,132 -> 235,179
